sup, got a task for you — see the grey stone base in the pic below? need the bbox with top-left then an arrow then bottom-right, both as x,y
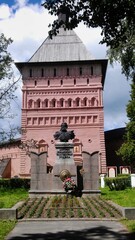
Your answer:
123,207 -> 135,220
29,189 -> 101,198
0,202 -> 23,220
0,209 -> 17,220
82,190 -> 101,196
29,190 -> 68,197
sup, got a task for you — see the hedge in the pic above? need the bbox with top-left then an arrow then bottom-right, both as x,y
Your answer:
0,178 -> 30,189
105,176 -> 131,191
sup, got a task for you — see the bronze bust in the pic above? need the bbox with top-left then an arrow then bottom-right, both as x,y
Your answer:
54,122 -> 75,142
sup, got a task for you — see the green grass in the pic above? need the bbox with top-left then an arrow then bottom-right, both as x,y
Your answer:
0,220 -> 16,240
101,187 -> 135,207
0,188 -> 28,240
120,219 -> 135,233
0,188 -> 28,208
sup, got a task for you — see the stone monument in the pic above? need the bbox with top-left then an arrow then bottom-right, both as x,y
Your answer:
29,123 -> 77,196
53,123 -> 77,191
29,123 -> 100,197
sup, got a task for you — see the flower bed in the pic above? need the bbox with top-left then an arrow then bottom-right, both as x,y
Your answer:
17,195 -> 122,219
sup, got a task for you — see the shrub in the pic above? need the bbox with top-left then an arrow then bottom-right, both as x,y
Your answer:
117,174 -> 130,178
105,176 -> 131,191
0,178 -> 30,189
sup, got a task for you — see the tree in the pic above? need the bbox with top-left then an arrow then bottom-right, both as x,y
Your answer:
42,1 -> 135,165
0,33 -> 20,142
42,0 -> 135,77
117,76 -> 135,169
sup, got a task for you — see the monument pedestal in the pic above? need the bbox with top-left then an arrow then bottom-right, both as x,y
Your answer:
53,142 -> 77,190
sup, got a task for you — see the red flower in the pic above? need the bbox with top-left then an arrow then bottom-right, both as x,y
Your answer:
63,177 -> 76,190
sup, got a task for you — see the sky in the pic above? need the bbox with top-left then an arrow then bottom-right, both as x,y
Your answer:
0,0 -> 131,132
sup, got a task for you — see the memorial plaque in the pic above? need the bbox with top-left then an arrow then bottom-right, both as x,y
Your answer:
57,148 -> 72,159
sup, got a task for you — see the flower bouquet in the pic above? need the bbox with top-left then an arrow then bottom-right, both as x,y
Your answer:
63,177 -> 76,192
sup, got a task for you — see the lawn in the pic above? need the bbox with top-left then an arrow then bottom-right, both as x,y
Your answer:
0,220 -> 16,240
101,187 -> 135,207
0,188 -> 28,240
0,188 -> 28,208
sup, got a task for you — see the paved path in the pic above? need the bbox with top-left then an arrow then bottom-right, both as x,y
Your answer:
6,220 -> 135,240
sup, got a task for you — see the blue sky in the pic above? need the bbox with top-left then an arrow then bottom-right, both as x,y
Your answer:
0,0 -> 131,132
4,0 -> 42,6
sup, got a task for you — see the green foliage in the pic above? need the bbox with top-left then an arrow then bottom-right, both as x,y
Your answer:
43,0 -> 135,77
0,178 -> 30,189
105,176 -> 131,191
117,77 -> 135,166
117,174 -> 130,178
117,141 -> 135,164
108,35 -> 135,78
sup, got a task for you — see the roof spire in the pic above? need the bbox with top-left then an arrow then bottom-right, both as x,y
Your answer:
58,6 -> 70,25
58,13 -> 67,23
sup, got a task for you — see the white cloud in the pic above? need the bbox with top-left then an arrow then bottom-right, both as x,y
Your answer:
75,23 -> 102,46
104,63 -> 130,130
0,4 -> 11,19
13,0 -> 28,9
0,1 -> 131,131
0,4 -> 53,41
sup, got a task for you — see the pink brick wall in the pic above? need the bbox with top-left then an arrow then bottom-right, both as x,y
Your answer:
20,62 -> 107,175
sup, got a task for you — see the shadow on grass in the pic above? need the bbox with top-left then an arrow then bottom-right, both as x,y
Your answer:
7,225 -> 135,240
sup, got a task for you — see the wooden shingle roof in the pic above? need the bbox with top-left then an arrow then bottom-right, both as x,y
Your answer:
29,28 -> 93,62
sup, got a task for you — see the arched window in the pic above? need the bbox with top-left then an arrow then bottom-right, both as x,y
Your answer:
28,99 -> 33,108
37,99 -> 41,108
74,146 -> 80,153
44,99 -> 48,108
74,79 -> 76,85
87,78 -> 89,85
91,97 -> 97,106
68,98 -> 72,107
60,98 -> 64,107
83,97 -> 88,107
38,139 -> 48,153
73,138 -> 82,165
48,80 -> 50,86
52,99 -> 56,107
61,79 -> 63,86
75,97 -> 80,107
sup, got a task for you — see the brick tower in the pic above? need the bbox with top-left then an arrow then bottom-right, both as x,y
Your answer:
16,27 -> 108,178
